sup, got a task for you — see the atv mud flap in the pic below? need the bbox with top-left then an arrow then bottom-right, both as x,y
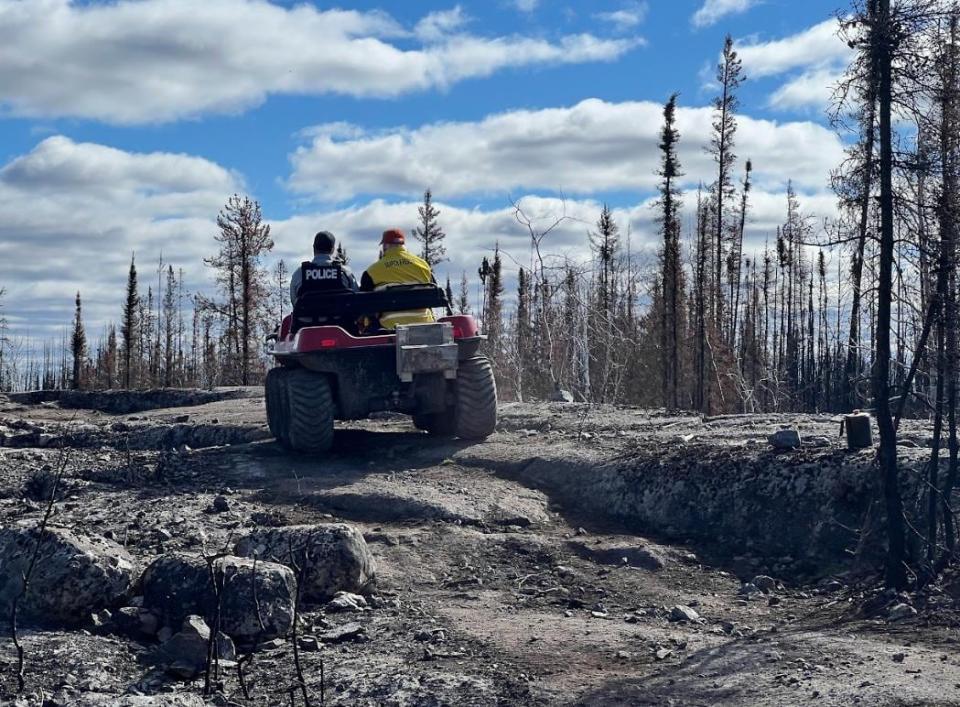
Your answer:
395,323 -> 459,383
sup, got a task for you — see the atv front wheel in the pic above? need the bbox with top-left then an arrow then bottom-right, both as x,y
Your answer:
452,356 -> 497,440
284,369 -> 335,453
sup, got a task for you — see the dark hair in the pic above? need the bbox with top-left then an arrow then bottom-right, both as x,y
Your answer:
313,230 -> 335,255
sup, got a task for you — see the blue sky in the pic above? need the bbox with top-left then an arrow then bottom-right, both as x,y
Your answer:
0,0 -> 850,339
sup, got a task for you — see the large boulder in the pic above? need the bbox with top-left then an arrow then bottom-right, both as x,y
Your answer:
0,525 -> 135,624
139,554 -> 295,641
234,524 -> 376,601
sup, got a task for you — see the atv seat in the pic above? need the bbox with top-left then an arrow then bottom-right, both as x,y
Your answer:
292,283 -> 449,335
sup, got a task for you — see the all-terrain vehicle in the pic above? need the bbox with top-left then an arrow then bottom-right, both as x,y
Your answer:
264,261 -> 497,452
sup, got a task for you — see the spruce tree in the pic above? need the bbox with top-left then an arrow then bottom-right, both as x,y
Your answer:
656,93 -> 685,410
105,325 -> 118,389
121,254 -> 139,388
163,265 -> 177,386
590,204 -> 620,318
486,246 -> 505,364
710,35 -> 744,331
413,189 -> 446,266
458,271 -> 471,314
71,291 -> 86,390
444,276 -> 454,310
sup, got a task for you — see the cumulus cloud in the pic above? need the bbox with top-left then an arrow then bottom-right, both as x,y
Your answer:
0,136 -> 837,340
288,98 -> 844,201
737,19 -> 851,110
692,0 -> 759,28
0,137 -> 241,338
595,2 -> 649,32
0,0 -> 636,124
737,19 -> 848,78
414,6 -> 469,42
271,188 -> 837,312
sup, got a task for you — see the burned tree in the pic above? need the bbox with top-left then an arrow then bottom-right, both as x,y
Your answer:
413,188 -> 446,267
655,93 -> 685,410
120,254 -> 139,389
204,195 -> 274,385
71,292 -> 86,390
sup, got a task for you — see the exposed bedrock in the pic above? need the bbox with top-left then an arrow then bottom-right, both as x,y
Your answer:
456,443 -> 925,567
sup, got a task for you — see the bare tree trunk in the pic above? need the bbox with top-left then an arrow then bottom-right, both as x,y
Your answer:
875,0 -> 907,589
846,0 -> 879,411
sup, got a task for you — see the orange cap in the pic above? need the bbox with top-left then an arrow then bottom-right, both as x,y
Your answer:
381,228 -> 405,246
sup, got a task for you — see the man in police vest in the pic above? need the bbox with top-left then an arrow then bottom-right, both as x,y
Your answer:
360,228 -> 436,329
289,230 -> 358,306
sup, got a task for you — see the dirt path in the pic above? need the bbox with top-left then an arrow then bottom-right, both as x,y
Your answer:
1,392 -> 959,705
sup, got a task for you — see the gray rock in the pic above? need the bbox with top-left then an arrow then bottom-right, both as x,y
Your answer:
161,615 -> 236,679
751,575 -> 777,593
888,603 -> 917,621
0,526 -> 135,625
114,606 -> 160,637
669,605 -> 700,623
319,621 -> 365,643
769,429 -> 801,450
550,388 -> 575,403
325,591 -> 369,613
739,582 -> 762,596
234,524 -> 376,601
806,436 -> 832,448
298,635 -> 321,652
567,539 -> 666,571
655,648 -> 673,660
140,554 -> 296,641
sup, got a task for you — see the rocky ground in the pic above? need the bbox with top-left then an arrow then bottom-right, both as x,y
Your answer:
0,389 -> 959,706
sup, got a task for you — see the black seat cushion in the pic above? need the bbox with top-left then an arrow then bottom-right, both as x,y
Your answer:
292,283 -> 449,335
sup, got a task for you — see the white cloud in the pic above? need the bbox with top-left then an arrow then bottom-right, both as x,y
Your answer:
769,67 -> 844,111
0,0 -> 635,124
288,98 -> 844,201
0,138 -> 837,340
737,19 -> 848,78
415,6 -> 469,42
595,2 -> 649,31
692,0 -> 759,28
736,19 -> 851,110
271,188 -> 837,307
0,137 -> 241,338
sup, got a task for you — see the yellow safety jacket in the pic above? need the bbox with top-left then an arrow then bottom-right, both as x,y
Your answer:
361,246 -> 436,329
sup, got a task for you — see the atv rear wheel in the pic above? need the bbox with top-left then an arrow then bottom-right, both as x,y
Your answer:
285,369 -> 335,453
452,356 -> 497,440
265,367 -> 291,444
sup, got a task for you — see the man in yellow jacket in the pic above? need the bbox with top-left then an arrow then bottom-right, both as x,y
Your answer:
360,228 -> 436,329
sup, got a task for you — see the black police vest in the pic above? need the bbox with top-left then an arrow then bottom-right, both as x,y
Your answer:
299,261 -> 353,295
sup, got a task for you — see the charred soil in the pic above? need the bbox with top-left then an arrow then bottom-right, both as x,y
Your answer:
0,391 -> 958,706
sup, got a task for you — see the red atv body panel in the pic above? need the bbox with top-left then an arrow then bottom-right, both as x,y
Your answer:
272,314 -> 480,356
